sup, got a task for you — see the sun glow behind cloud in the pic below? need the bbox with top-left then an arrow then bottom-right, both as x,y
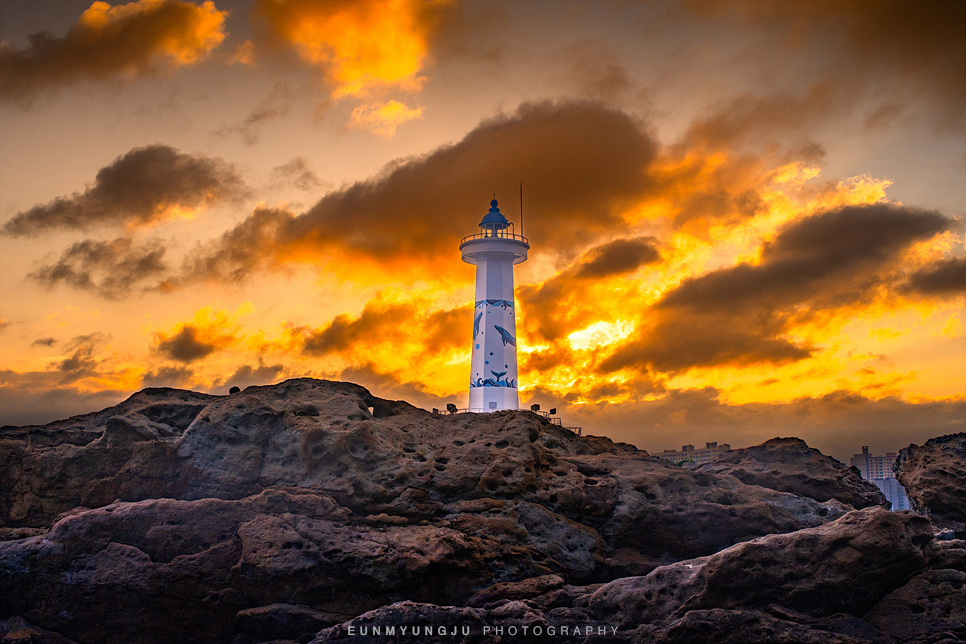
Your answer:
78,0 -> 226,67
348,99 -> 424,137
1,0 -> 963,459
254,0 -> 446,97
0,0 -> 227,102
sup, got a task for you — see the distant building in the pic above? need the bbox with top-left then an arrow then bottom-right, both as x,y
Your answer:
850,446 -> 911,511
873,477 -> 910,511
657,442 -> 731,465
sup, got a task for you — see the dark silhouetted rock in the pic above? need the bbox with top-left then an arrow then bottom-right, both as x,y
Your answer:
0,616 -> 80,644
896,432 -> 966,536
235,603 -> 346,642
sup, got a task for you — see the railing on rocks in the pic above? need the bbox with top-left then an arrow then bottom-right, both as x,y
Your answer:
432,406 -> 581,435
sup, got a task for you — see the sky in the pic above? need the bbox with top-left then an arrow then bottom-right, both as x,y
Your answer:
1,0 -> 964,462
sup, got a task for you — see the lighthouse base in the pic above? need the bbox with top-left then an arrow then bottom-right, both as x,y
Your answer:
468,386 -> 519,412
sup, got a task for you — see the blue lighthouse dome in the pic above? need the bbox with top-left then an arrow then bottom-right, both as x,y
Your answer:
479,198 -> 509,227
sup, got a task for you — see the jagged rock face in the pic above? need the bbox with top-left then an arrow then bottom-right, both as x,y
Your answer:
313,509 -> 962,644
0,388 -> 217,530
699,437 -> 888,509
0,379 -> 961,644
588,508 -> 934,626
896,432 -> 966,536
0,379 -> 849,569
1,488 -> 541,644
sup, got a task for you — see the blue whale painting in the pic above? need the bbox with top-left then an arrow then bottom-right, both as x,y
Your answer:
470,371 -> 517,388
486,299 -> 514,310
493,325 -> 516,347
473,311 -> 483,339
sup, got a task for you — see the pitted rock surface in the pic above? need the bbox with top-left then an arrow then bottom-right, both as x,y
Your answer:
896,432 -> 966,536
699,437 -> 888,509
1,379 -> 961,643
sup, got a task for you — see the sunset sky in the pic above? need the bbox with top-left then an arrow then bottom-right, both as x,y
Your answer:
1,0 -> 963,461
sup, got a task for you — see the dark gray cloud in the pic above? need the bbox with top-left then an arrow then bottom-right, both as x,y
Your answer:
141,365 -> 194,388
217,105 -> 290,146
285,101 -> 657,261
217,361 -> 286,391
31,337 -> 57,347
905,257 -> 966,295
54,333 -> 108,383
662,204 -> 951,311
828,0 -> 966,131
182,101 -> 658,279
28,237 -> 167,299
0,0 -> 226,103
269,157 -> 326,192
574,236 -> 661,279
154,326 -> 219,363
180,207 -> 295,283
3,145 -> 246,236
601,204 -> 953,373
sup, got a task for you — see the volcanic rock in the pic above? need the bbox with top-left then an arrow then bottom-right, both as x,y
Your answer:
586,507 -> 934,627
1,379 -> 961,643
0,379 -> 851,568
699,437 -> 888,509
0,616 -> 80,644
309,508 -> 956,644
896,432 -> 966,536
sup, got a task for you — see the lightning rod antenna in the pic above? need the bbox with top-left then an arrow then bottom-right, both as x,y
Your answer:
519,181 -> 524,236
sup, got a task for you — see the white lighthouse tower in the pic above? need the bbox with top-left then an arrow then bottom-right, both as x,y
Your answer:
460,198 -> 529,411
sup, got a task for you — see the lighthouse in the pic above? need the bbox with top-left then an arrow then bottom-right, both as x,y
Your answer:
460,198 -> 529,411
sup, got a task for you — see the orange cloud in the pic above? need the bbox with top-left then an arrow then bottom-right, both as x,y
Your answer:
253,0 -> 450,99
599,204 -> 953,375
0,0 -> 227,101
298,296 -> 467,361
348,99 -> 424,137
227,40 -> 256,66
185,101 -> 658,279
28,237 -> 167,299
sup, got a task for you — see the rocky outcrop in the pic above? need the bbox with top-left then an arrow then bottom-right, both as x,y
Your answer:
699,437 -> 888,509
0,616 -> 80,644
1,488 -> 538,644
312,509 -> 963,644
0,379 -> 851,568
896,432 -> 966,536
0,387 -> 217,530
0,379 -> 961,643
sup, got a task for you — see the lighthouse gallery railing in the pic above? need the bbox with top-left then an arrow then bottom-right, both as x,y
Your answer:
459,230 -> 529,245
